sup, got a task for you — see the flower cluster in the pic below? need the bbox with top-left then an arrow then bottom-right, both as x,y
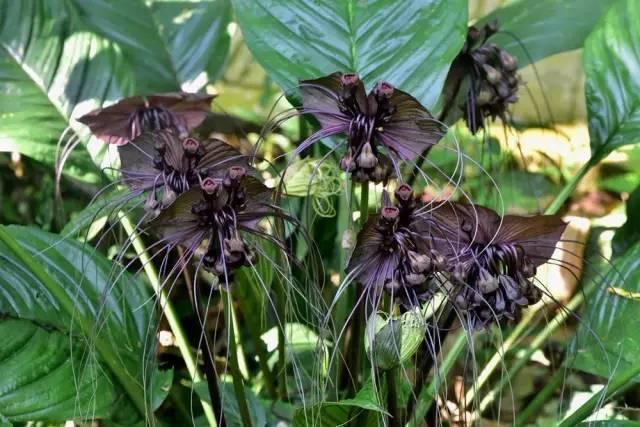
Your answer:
79,93 -> 279,280
299,72 -> 445,183
443,21 -> 520,133
346,184 -> 565,330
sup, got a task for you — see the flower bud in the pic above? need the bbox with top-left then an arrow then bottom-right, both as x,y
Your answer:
407,250 -> 431,273
144,194 -> 159,212
340,149 -> 356,172
161,188 -> 177,207
201,177 -> 218,195
182,137 -> 200,155
356,142 -> 378,169
500,50 -> 518,71
374,81 -> 394,99
483,64 -> 501,84
340,73 -> 360,87
477,268 -> 499,294
394,184 -> 413,203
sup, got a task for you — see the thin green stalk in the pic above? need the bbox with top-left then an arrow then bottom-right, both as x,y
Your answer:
274,278 -> 288,400
230,302 -> 250,379
405,331 -> 467,427
235,291 -> 278,399
515,367 -> 565,426
464,308 -> 537,406
118,213 -> 218,427
476,292 -> 586,413
559,360 -> 640,426
221,290 -> 253,427
387,368 -> 400,427
0,225 -> 150,419
544,158 -> 594,215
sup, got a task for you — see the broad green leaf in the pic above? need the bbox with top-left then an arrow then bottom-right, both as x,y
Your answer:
70,0 -> 232,92
583,0 -> 640,161
293,380 -> 385,427
479,0 -> 613,69
0,225 -> 170,422
0,0 -> 133,182
231,0 -> 467,109
573,242 -> 640,381
0,319 -> 120,422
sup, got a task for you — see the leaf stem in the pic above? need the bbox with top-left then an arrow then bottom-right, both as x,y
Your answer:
118,213 -> 218,427
235,290 -> 278,399
515,366 -> 565,426
221,289 -> 253,427
544,157 -> 595,215
274,277 -> 288,400
386,368 -> 400,427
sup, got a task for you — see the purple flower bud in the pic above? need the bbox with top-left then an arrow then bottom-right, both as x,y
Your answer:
182,137 -> 200,155
357,142 -> 378,169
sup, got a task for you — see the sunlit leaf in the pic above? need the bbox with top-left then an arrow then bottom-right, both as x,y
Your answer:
231,0 -> 467,109
480,0 -> 612,69
583,0 -> 640,161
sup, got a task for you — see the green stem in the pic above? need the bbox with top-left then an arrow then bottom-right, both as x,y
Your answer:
476,292 -> 586,414
221,290 -> 253,427
360,182 -> 370,227
515,367 -> 565,426
230,302 -> 250,379
544,158 -> 594,215
118,213 -> 218,426
386,368 -> 400,427
0,225 -> 150,419
405,331 -> 467,427
235,290 -> 278,399
559,361 -> 640,426
274,278 -> 288,400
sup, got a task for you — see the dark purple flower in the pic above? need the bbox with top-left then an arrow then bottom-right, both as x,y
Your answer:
78,92 -> 214,145
299,73 -> 445,183
151,167 -> 276,278
433,202 -> 566,330
346,184 -> 448,307
118,129 -> 252,217
442,22 -> 520,133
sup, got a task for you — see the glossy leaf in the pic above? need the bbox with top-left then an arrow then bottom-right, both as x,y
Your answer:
0,0 -> 133,182
613,185 -> 640,258
0,225 -> 170,422
583,0 -> 640,161
194,381 -> 267,427
231,0 -> 467,109
70,0 -> 232,92
573,242 -> 640,381
479,0 -> 612,69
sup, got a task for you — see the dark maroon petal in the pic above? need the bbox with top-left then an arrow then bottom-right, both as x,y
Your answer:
146,92 -> 214,131
78,92 -> 213,145
299,73 -> 355,129
375,89 -> 445,161
117,132 -> 159,190
346,214 -> 397,286
498,214 -> 567,267
199,138 -> 253,177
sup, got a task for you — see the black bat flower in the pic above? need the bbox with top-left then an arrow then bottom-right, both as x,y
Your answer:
442,21 -> 520,134
346,184 -> 449,307
118,129 -> 252,217
78,92 -> 214,145
433,202 -> 566,330
151,167 -> 277,279
298,73 -> 445,184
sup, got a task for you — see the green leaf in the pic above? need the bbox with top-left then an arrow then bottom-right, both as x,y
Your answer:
573,242 -> 640,381
70,0 -> 232,92
583,0 -> 640,161
293,380 -> 385,427
0,0 -> 133,182
231,0 -> 467,109
0,225 -> 170,422
613,185 -> 640,257
479,0 -> 612,69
